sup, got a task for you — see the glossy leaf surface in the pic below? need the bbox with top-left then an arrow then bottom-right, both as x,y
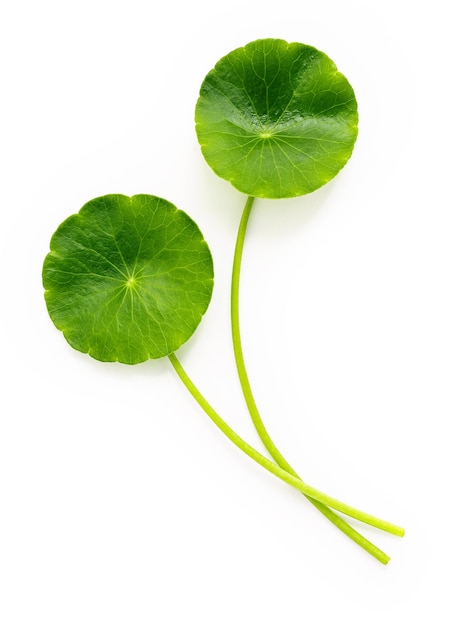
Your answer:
43,194 -> 214,364
195,38 -> 358,199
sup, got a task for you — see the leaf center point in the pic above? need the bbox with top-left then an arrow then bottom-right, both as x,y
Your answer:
126,275 -> 137,289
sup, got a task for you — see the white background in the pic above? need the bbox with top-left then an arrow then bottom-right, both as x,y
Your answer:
1,0 -> 469,623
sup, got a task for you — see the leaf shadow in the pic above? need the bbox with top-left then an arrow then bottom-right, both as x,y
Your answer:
252,181 -> 335,242
68,344 -> 171,382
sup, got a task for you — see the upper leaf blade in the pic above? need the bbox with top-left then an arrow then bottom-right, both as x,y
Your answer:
195,38 -> 358,199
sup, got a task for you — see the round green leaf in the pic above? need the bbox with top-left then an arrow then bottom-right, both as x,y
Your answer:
195,38 -> 358,199
42,194 -> 214,364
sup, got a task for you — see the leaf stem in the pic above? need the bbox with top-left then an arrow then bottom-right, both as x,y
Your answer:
230,195 -> 403,563
168,352 -> 404,543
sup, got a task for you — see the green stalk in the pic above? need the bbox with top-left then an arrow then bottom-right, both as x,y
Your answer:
230,195 -> 403,563
168,352 -> 404,546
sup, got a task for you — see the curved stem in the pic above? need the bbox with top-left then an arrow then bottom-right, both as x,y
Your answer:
230,195 -> 403,563
168,352 -> 404,542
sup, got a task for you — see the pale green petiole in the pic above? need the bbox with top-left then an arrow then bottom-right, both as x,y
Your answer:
168,352 -> 404,545
229,195 -> 404,564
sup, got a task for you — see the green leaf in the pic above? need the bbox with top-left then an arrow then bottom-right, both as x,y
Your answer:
42,194 -> 214,364
195,38 -> 358,199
